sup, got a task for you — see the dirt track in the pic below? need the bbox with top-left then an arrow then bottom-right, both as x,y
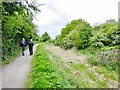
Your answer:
46,44 -> 87,64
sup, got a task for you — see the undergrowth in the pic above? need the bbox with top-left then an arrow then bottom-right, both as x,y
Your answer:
27,43 -> 118,88
2,48 -> 21,66
75,45 -> 119,71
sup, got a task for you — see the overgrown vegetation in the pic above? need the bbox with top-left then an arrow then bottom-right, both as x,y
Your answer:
54,19 -> 92,50
1,1 -> 119,88
27,43 -> 118,88
2,2 -> 40,64
54,19 -> 119,71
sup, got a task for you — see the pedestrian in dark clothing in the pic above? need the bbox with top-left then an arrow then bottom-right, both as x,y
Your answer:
20,38 -> 27,56
28,39 -> 34,55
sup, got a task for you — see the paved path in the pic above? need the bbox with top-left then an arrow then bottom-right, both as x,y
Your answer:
1,44 -> 38,88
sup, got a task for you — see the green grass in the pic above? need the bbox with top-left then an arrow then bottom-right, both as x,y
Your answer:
68,63 -> 87,71
27,43 -> 72,88
27,43 -> 118,88
71,46 -> 118,88
94,66 -> 118,81
75,45 -> 119,70
27,43 -> 95,88
46,50 -> 95,88
68,62 -> 118,88
44,48 -> 103,88
74,46 -> 118,88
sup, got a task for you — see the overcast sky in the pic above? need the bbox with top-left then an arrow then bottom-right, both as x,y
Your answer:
33,0 -> 119,39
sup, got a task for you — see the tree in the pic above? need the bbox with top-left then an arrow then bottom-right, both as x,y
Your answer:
41,32 -> 51,42
54,19 -> 92,50
2,1 -> 40,60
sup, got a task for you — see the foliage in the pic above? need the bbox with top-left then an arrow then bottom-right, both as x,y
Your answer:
60,36 -> 74,49
91,42 -> 104,49
54,19 -> 92,49
55,18 -> 118,50
91,20 -> 118,47
54,35 -> 62,46
41,32 -> 51,42
2,2 -> 40,61
108,28 -> 120,45
54,18 -> 119,72
75,27 -> 92,49
27,43 -> 118,88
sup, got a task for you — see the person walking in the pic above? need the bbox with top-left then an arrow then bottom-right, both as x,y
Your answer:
28,39 -> 34,55
20,38 -> 27,56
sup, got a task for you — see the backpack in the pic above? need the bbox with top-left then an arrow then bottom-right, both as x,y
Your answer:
20,40 -> 26,47
29,41 -> 33,46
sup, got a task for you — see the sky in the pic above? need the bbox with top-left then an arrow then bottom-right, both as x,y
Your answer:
33,0 -> 119,39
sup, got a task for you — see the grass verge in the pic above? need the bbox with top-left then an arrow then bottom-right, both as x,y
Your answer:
26,43 -> 72,88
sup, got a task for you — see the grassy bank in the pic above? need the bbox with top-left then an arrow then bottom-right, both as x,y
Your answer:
74,45 -> 119,71
26,43 -> 72,88
27,43 -> 118,88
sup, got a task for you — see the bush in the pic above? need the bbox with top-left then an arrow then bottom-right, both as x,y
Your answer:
54,19 -> 92,50
54,35 -> 62,46
61,37 -> 74,49
75,28 -> 92,50
54,40 -> 60,46
92,20 -> 118,47
108,29 -> 120,46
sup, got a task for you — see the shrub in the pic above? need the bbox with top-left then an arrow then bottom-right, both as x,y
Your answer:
108,29 -> 120,46
75,28 -> 92,50
61,37 -> 74,49
54,39 -> 61,46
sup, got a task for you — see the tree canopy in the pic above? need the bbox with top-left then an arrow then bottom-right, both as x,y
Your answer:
41,32 -> 51,42
54,19 -> 92,49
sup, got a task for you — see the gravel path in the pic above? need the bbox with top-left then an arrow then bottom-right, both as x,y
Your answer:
1,44 -> 38,88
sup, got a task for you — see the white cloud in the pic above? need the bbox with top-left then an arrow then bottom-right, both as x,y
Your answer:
33,0 -> 119,39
